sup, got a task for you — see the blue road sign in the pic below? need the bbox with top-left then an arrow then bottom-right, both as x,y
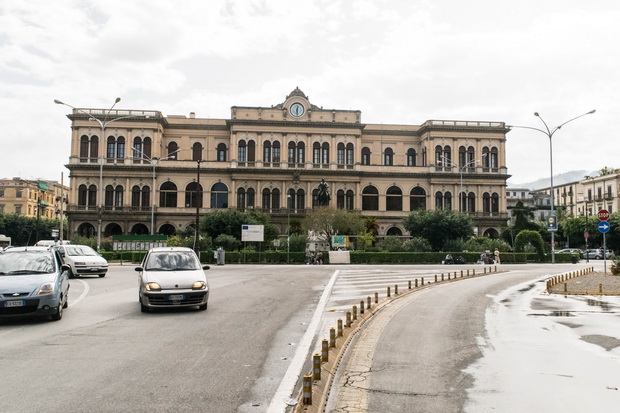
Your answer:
598,221 -> 611,233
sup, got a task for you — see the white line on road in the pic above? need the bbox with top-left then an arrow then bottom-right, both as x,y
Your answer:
71,279 -> 89,307
267,270 -> 340,413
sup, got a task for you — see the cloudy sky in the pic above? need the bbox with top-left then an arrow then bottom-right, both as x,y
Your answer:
1,0 -> 617,186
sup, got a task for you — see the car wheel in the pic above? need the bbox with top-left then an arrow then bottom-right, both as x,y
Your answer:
98,273 -> 106,278
198,303 -> 208,311
51,300 -> 64,321
140,302 -> 150,313
68,269 -> 75,279
595,255 -> 601,259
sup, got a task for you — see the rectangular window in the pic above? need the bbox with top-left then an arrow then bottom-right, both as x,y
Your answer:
0,190 -> 3,197
15,205 -> 22,214
607,185 -> 612,198
16,190 -> 23,198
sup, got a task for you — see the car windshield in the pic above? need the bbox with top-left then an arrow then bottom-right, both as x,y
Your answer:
144,251 -> 201,271
0,251 -> 55,275
65,246 -> 98,257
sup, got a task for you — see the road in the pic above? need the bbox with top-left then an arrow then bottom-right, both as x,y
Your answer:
0,264 -> 335,413
329,263 -> 618,412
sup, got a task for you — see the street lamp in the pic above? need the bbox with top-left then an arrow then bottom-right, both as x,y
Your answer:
194,160 -> 206,256
508,109 -> 596,263
287,194 -> 292,263
132,148 -> 181,235
55,97 -> 150,252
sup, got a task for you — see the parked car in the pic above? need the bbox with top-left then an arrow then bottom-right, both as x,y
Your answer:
583,249 -> 614,259
56,245 -> 108,278
135,247 -> 210,313
555,248 -> 583,258
0,246 -> 70,321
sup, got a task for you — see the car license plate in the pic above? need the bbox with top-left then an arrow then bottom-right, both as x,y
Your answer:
90,268 -> 99,271
5,300 -> 25,307
168,294 -> 184,301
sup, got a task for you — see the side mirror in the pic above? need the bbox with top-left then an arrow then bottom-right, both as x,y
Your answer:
62,264 -> 71,272
135,267 -> 143,272
203,265 -> 210,270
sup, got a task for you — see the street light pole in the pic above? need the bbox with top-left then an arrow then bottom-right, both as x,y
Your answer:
55,98 -> 149,252
508,110 -> 596,263
287,194 -> 291,263
194,160 -> 206,256
132,148 -> 180,235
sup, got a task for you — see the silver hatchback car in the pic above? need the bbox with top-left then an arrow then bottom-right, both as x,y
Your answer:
136,247 -> 210,313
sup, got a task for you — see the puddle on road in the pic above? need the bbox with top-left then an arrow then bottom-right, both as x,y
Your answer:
586,298 -> 611,312
528,311 -> 576,317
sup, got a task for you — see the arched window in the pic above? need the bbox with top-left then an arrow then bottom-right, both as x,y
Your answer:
467,146 -> 475,167
482,147 -> 490,168
345,190 -> 354,210
217,143 -> 227,162
435,191 -> 443,210
247,140 -> 256,162
247,188 -> 255,208
321,142 -> 329,164
289,188 -> 304,210
105,185 -> 123,208
210,182 -> 228,208
88,184 -> 96,207
435,145 -> 444,166
384,148 -> 394,166
263,141 -> 272,163
407,148 -> 416,166
337,143 -> 345,165
346,143 -> 354,165
362,186 -> 379,211
192,142 -> 203,161
337,189 -> 345,209
272,141 -> 281,163
483,192 -> 491,213
239,140 -> 247,163
361,147 -> 371,165
80,136 -> 89,161
133,137 -> 143,159
386,185 -> 402,211
444,191 -> 452,210
491,192 -> 499,213
237,188 -> 246,209
107,136 -> 116,160
288,141 -> 296,164
143,137 -> 151,159
459,146 -> 467,167
297,142 -> 305,164
262,188 -> 271,209
116,137 -> 125,159
271,188 -> 279,209
131,185 -> 150,210
410,187 -> 426,211
386,227 -> 403,236
78,184 -> 91,206
167,141 -> 179,158
443,145 -> 451,165
490,147 -> 499,170
160,182 -> 177,207
313,142 -> 321,164
467,192 -> 476,212
185,182 -> 203,208
105,185 -> 114,208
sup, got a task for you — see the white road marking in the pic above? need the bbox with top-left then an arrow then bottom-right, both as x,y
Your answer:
70,279 -> 89,307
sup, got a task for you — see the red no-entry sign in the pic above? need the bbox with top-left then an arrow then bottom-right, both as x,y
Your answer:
598,209 -> 610,221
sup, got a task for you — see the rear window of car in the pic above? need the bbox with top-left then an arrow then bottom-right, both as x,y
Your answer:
65,246 -> 98,257
0,251 -> 56,275
144,251 -> 201,271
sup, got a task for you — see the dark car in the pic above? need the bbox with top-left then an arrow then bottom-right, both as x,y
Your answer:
0,246 -> 70,321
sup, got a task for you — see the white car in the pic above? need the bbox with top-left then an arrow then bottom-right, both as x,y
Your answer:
135,247 -> 210,313
56,245 -> 108,278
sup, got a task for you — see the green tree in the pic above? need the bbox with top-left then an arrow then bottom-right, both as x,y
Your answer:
402,209 -> 474,251
303,207 -> 365,250
402,237 -> 432,252
0,213 -> 61,246
514,230 -> 545,258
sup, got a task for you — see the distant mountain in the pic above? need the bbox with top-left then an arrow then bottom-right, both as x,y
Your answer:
508,170 -> 599,190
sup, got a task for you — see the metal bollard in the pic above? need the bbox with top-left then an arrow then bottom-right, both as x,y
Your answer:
461,269 -> 463,278
473,269 -> 476,276
448,272 -> 451,280
329,328 -> 336,348
467,269 -> 470,276
313,354 -> 321,380
360,300 -> 365,314
367,296 -> 372,309
346,312 -> 351,328
435,274 -> 438,282
484,267 -> 487,274
421,277 -> 424,285
408,280 -> 412,289
564,282 -> 567,292
395,284 -> 398,295
374,292 -> 378,303
441,273 -> 444,281
322,339 -> 329,362
415,279 -> 418,288
387,286 -> 391,297
303,375 -> 312,405
599,283 -> 603,293
337,319 -> 343,337
352,305 -> 357,320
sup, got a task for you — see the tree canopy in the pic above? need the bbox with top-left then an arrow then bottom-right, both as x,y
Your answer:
303,207 -> 365,249
402,209 -> 474,251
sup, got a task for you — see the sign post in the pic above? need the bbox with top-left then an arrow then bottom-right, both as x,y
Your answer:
598,210 -> 610,273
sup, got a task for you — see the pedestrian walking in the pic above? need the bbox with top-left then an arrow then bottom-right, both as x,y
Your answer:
494,248 -> 501,264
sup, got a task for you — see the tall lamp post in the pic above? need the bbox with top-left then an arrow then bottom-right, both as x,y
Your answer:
508,110 -> 596,263
287,194 -> 292,263
132,148 -> 180,235
194,160 -> 206,256
54,98 -> 149,252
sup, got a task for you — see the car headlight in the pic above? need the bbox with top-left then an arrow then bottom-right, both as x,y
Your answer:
192,281 -> 207,290
37,282 -> 55,295
145,282 -> 161,291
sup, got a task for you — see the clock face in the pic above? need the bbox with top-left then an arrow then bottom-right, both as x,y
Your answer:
290,102 -> 305,117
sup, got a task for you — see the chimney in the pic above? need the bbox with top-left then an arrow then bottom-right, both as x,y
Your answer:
189,112 -> 196,119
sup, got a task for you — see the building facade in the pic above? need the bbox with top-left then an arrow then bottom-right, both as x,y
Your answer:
62,89 -> 510,240
0,177 -> 68,219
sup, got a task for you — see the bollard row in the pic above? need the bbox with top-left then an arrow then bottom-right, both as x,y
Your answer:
299,265 -> 501,408
546,267 -> 594,290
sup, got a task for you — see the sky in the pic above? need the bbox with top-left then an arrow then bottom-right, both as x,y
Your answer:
1,0 -> 617,186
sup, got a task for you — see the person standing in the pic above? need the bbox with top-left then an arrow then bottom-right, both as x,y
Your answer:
494,248 -> 501,264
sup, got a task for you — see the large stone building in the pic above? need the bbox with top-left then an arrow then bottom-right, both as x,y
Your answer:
0,177 -> 68,219
62,88 -> 510,241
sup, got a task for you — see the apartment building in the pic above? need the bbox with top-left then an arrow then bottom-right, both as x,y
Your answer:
0,177 -> 68,219
60,88 -> 510,240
